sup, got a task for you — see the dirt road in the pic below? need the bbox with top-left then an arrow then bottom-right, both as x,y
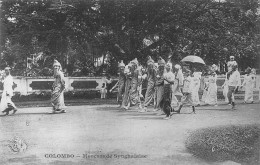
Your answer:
0,102 -> 259,165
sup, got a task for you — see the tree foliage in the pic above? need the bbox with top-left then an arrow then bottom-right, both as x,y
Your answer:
0,0 -> 259,76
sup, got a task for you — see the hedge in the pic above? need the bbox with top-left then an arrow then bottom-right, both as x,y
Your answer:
185,125 -> 260,164
1,90 -> 117,102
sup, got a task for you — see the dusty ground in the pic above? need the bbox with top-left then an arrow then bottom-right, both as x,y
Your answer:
0,102 -> 259,165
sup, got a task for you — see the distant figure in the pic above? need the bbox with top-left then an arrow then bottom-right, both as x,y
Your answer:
153,63 -> 159,109
51,60 -> 66,113
204,70 -> 218,106
110,60 -> 126,107
201,71 -> 209,103
241,67 -> 256,103
100,83 -> 107,99
0,67 -> 18,115
192,70 -> 202,106
105,75 -> 112,98
121,63 -> 132,110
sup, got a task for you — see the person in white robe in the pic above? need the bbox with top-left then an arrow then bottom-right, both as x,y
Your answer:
241,68 -> 256,103
204,71 -> 218,106
171,64 -> 183,108
0,67 -> 18,115
192,71 -> 202,106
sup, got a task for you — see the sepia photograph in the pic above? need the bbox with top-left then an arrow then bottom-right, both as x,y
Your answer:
0,0 -> 259,164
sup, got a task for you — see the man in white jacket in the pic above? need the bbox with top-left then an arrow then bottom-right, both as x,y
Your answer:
0,67 -> 18,115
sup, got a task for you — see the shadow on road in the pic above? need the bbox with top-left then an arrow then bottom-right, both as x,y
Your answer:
199,108 -> 236,111
0,112 -> 59,117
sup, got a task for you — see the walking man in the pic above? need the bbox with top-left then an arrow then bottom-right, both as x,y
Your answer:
140,56 -> 156,112
154,57 -> 165,112
227,64 -> 241,109
161,62 -> 175,119
0,67 -> 18,115
175,70 -> 196,114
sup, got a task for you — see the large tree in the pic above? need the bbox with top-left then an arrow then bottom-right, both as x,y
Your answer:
0,0 -> 259,76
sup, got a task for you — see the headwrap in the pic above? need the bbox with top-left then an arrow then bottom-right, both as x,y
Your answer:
245,67 -> 251,74
147,56 -> 154,65
166,62 -> 172,70
251,68 -> 256,74
53,59 -> 62,71
53,59 -> 61,67
211,64 -> 218,72
4,67 -> 11,70
131,58 -> 138,66
118,60 -> 125,67
193,72 -> 202,79
174,64 -> 181,70
158,57 -> 166,66
124,64 -> 130,74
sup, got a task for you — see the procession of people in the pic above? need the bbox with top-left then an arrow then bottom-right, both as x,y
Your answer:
108,55 -> 258,119
0,55 -> 258,118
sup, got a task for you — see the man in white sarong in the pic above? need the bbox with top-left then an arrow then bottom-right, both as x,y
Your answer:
171,64 -> 183,107
192,71 -> 202,106
0,67 -> 18,115
241,67 -> 256,103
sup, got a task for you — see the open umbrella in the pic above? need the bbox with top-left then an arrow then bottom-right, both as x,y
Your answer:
181,55 -> 205,65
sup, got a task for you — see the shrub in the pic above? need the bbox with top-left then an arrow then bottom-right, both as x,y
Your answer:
4,90 -> 116,102
185,125 -> 260,164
